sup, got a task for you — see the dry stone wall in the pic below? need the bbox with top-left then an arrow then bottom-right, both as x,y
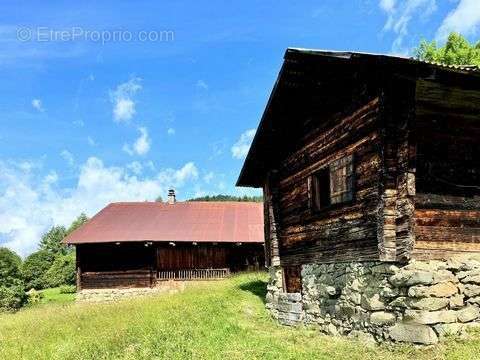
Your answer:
77,280 -> 186,302
266,257 -> 480,345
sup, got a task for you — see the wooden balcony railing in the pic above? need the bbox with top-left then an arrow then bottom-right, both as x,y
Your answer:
157,268 -> 230,281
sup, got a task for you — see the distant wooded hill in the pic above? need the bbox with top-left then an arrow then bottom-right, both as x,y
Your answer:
188,194 -> 263,202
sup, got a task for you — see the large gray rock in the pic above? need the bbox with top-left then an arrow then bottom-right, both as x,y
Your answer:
279,292 -> 302,302
361,293 -> 385,311
389,270 -> 433,287
467,296 -> 480,305
457,270 -> 480,283
464,284 -> 480,297
449,294 -> 465,310
389,323 -> 438,345
276,301 -> 303,314
389,297 -> 408,308
370,311 -> 396,326
432,270 -> 458,284
457,306 -> 480,323
408,297 -> 449,311
433,323 -> 466,339
408,282 -> 458,298
404,310 -> 457,324
277,311 -> 302,326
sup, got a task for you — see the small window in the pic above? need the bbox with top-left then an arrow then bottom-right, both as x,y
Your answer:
309,154 -> 354,211
283,266 -> 302,293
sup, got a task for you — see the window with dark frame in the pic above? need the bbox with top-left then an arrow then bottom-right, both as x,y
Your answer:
309,154 -> 354,211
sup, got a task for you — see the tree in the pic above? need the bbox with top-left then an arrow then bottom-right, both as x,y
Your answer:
415,32 -> 480,66
155,195 -> 163,202
0,247 -> 23,288
22,250 -> 55,290
188,194 -> 263,202
42,252 -> 76,288
39,225 -> 68,256
0,247 -> 26,311
67,213 -> 89,235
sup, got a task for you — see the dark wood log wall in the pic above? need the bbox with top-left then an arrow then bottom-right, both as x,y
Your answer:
81,270 -> 154,289
274,98 -> 383,266
264,174 -> 281,267
380,76 -> 418,262
156,243 -> 264,272
78,243 -> 155,272
156,245 -> 227,270
412,79 -> 480,259
77,242 -> 265,288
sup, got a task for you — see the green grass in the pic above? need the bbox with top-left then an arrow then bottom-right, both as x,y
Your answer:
1,272 -> 480,359
39,287 -> 76,304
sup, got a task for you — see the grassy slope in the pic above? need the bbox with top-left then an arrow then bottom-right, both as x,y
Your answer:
1,273 -> 480,360
39,287 -> 76,304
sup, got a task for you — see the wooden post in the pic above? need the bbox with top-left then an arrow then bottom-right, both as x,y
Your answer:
76,266 -> 82,291
265,172 -> 281,267
76,246 -> 82,291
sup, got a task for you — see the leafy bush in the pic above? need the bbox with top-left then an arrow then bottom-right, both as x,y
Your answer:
43,253 -> 76,288
22,250 -> 55,290
59,285 -> 76,294
0,247 -> 23,287
26,288 -> 43,305
0,283 -> 27,312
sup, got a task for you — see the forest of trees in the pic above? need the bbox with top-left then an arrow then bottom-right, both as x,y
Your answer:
0,213 -> 89,312
188,194 -> 263,202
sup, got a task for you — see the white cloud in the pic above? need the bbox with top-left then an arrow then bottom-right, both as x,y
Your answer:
436,0 -> 480,42
0,157 -> 200,256
379,0 -> 437,54
231,129 -> 255,159
196,79 -> 209,90
31,98 -> 44,112
60,150 -> 75,166
110,77 -> 142,122
126,161 -> 143,175
167,127 -> 175,136
209,139 -> 226,160
165,162 -> 199,184
123,127 -> 151,156
203,171 -> 214,184
379,0 -> 396,12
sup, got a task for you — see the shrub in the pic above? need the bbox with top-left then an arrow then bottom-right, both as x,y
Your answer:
0,247 -> 23,287
22,250 -> 55,290
0,283 -> 27,312
43,253 -> 76,288
59,285 -> 76,294
26,288 -> 43,305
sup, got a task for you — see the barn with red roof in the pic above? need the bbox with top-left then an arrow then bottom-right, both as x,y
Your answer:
65,190 -> 265,289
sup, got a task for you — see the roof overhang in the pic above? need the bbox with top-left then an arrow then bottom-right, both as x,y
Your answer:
236,48 -> 480,188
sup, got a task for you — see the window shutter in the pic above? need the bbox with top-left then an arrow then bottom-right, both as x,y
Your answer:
329,155 -> 354,205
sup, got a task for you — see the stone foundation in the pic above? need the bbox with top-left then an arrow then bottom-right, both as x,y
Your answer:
77,280 -> 186,302
266,256 -> 480,345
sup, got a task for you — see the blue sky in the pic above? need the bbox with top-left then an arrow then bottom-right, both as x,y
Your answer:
0,0 -> 479,255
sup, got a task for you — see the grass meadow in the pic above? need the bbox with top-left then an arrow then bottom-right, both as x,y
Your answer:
1,272 -> 480,359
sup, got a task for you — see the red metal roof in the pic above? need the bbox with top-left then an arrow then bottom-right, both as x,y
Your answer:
65,202 -> 264,244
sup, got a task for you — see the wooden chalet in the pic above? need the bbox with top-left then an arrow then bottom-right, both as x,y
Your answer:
65,191 -> 264,289
237,48 -> 480,291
